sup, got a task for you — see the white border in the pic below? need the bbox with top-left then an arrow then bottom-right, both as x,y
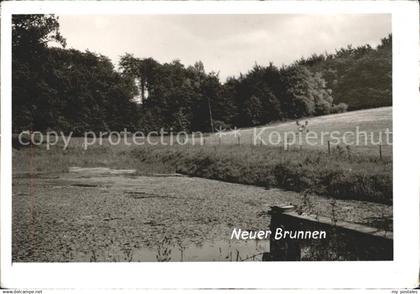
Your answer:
1,1 -> 419,289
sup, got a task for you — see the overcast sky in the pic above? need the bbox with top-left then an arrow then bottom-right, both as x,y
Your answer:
56,14 -> 391,81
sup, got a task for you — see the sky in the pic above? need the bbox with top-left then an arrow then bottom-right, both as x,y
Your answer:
56,14 -> 391,81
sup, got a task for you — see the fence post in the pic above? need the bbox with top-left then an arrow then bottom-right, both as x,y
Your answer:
327,140 -> 331,155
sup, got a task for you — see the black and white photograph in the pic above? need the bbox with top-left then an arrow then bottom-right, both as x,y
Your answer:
1,0 -> 419,291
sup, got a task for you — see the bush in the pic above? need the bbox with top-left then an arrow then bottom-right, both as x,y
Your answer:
331,103 -> 349,113
213,120 -> 232,131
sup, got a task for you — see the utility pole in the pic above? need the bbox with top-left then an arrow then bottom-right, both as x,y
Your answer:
207,96 -> 215,133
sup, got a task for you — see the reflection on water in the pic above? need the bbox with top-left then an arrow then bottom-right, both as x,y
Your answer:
105,239 -> 270,262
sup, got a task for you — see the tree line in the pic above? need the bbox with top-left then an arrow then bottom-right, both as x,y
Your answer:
12,15 -> 392,134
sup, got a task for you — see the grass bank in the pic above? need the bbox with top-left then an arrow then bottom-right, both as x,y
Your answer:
129,144 -> 392,205
13,142 -> 392,205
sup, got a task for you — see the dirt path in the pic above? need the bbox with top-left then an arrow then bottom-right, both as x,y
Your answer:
12,168 -> 392,262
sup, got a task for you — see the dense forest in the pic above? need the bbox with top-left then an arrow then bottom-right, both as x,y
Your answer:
12,15 -> 392,134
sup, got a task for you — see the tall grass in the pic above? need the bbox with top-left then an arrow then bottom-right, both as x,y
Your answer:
12,144 -> 173,175
130,144 -> 392,205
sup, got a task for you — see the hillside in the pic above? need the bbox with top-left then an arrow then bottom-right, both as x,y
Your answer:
206,107 -> 392,157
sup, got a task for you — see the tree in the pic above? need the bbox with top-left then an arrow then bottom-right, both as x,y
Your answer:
243,95 -> 263,126
296,34 -> 392,110
260,90 -> 282,123
12,15 -> 139,133
12,15 -> 66,131
16,16 -> 394,135
12,14 -> 66,53
278,65 -> 331,118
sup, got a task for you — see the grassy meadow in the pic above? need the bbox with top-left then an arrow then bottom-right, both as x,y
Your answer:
205,106 -> 392,157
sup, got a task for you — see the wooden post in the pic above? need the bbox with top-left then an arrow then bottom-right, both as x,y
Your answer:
327,140 -> 331,155
237,136 -> 240,145
379,144 -> 382,160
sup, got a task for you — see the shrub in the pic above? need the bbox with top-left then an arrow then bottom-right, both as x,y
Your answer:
331,103 -> 349,113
